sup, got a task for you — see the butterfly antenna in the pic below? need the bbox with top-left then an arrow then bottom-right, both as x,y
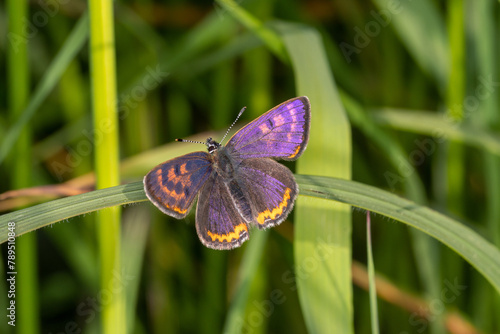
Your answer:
220,106 -> 246,144
175,138 -> 207,145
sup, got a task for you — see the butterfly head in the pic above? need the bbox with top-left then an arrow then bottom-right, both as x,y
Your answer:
205,137 -> 221,154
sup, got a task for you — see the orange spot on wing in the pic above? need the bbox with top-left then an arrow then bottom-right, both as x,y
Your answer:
167,204 -> 187,214
288,145 -> 301,158
207,223 -> 248,242
180,163 -> 188,174
257,188 -> 292,225
155,169 -> 188,214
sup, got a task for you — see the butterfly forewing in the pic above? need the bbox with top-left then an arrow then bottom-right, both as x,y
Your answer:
144,152 -> 213,218
226,96 -> 310,161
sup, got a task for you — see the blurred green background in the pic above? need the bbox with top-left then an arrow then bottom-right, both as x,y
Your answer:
1,0 -> 500,333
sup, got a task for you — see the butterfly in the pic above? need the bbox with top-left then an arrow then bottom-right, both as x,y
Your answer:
144,96 -> 311,250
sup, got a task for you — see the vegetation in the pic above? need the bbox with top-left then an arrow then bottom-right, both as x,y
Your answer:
1,0 -> 499,333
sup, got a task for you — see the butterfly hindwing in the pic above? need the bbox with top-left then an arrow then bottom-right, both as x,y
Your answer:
234,158 -> 298,229
196,173 -> 250,250
144,152 -> 213,218
226,96 -> 310,161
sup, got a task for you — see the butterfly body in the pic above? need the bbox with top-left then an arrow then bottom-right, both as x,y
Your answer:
144,96 -> 311,250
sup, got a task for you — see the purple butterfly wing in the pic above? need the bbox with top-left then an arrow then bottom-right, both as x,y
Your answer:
235,158 -> 298,229
196,172 -> 249,250
143,152 -> 213,218
226,96 -> 311,161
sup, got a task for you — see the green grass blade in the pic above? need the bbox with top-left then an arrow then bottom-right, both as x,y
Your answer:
2,177 -> 500,295
445,0 -> 466,219
295,175 -> 500,294
371,108 -> 500,156
7,0 -> 39,332
277,22 -> 353,334
447,0 -> 466,122
0,183 -> 144,243
0,13 -> 88,165
88,0 -> 124,332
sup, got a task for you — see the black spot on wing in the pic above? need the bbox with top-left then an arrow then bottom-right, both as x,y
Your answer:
267,119 -> 273,128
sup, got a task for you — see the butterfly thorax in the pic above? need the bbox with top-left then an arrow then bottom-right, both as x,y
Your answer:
211,145 -> 238,180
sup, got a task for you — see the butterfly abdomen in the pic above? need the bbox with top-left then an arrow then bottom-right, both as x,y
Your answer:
226,179 -> 253,223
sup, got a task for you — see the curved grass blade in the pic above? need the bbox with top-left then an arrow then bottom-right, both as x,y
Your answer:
0,182 -> 146,242
295,175 -> 500,295
1,177 -> 500,295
